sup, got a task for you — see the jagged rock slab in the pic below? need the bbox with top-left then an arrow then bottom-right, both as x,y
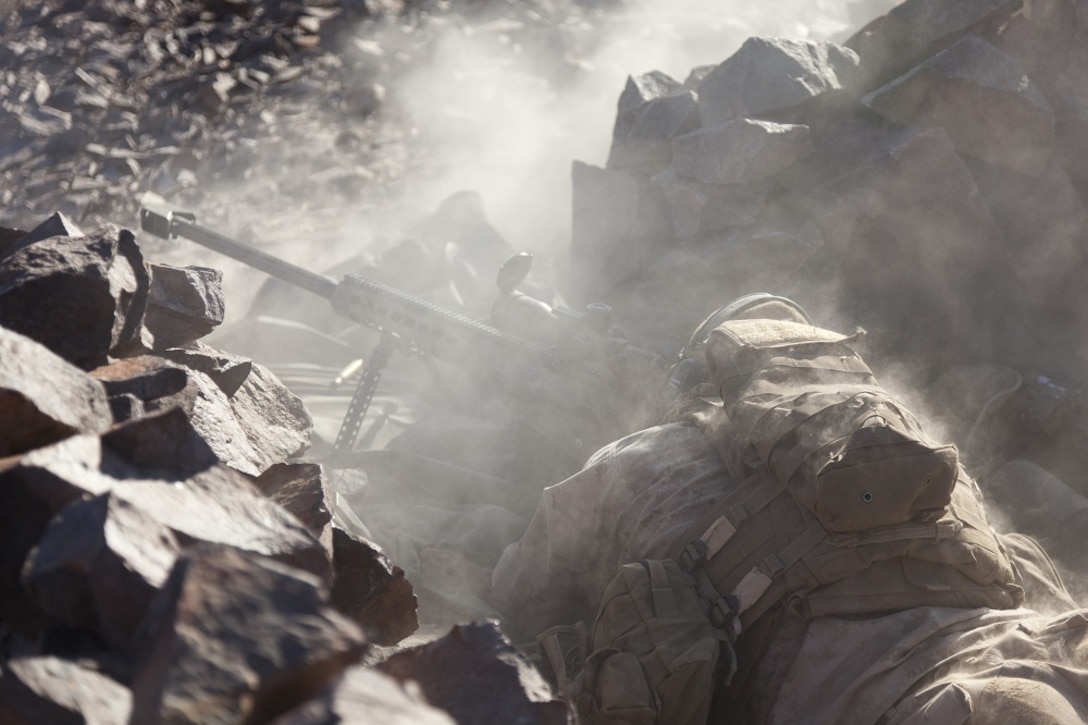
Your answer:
0,656 -> 131,725
607,70 -> 699,174
377,620 -> 568,725
129,545 -> 367,724
228,360 -> 313,466
0,212 -> 83,259
697,37 -> 860,128
0,222 -> 150,369
672,118 -> 812,185
0,434 -> 330,637
847,0 -> 1022,91
330,527 -> 418,646
255,462 -> 334,554
141,262 -> 225,350
92,357 -> 268,474
0,325 -> 112,458
91,355 -> 189,404
100,406 -> 219,474
22,492 -> 181,651
274,667 -> 455,725
92,355 -> 306,475
862,36 -> 1054,176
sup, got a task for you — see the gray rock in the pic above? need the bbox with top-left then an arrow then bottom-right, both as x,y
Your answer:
847,0 -> 1022,90
141,263 -> 226,350
0,326 -> 112,458
652,168 -> 769,237
0,223 -> 150,369
22,492 -> 181,651
129,545 -> 367,724
697,37 -> 860,128
672,118 -> 812,185
0,656 -> 131,725
330,526 -> 418,646
862,36 -> 1054,175
570,160 -> 672,303
607,70 -> 699,174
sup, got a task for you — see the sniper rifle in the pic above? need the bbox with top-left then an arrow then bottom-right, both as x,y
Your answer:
138,205 -> 663,463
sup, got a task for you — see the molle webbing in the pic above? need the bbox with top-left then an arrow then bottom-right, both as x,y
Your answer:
681,318 -> 1023,647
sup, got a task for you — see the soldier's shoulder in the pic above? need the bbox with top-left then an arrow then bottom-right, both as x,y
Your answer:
585,421 -> 710,468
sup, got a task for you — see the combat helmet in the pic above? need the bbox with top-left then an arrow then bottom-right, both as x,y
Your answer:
667,293 -> 812,397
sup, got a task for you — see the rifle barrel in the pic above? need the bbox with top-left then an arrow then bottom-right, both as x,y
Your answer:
139,207 -> 336,300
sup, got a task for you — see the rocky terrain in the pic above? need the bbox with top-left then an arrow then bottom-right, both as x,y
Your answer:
6,0 -> 1088,722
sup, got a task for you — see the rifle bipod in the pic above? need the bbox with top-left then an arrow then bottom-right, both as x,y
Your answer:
333,332 -> 396,452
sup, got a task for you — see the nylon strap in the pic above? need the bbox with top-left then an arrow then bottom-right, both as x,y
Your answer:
646,559 -> 678,618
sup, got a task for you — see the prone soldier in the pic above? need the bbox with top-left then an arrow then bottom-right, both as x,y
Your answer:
491,294 -> 1088,724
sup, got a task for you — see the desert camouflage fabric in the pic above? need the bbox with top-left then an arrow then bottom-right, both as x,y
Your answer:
491,421 -> 1088,723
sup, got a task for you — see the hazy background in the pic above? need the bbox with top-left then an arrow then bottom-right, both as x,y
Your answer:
157,0 -> 899,318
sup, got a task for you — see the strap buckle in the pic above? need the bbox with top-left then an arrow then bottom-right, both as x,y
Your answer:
678,539 -> 708,573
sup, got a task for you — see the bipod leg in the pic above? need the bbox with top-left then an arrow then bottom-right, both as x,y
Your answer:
333,333 -> 396,453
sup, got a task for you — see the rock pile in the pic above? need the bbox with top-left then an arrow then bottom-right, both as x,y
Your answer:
0,214 -> 564,723
0,0 -> 401,234
0,0 -> 605,244
575,0 -> 1088,400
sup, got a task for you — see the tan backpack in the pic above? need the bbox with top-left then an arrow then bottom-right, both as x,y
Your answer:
544,317 -> 1023,724
542,558 -> 730,725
